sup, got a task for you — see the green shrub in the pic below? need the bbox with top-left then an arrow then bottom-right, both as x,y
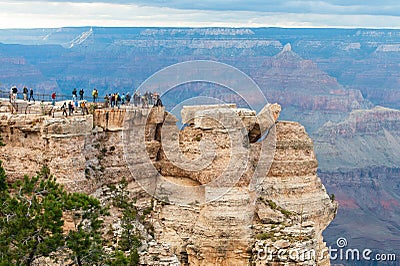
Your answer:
256,232 -> 274,240
330,193 -> 335,202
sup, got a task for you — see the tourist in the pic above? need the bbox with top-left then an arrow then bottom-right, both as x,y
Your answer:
116,93 -> 121,109
80,101 -> 88,115
68,101 -> 74,116
154,92 -> 163,107
23,86 -> 28,101
148,92 -> 153,105
133,91 -> 140,107
104,94 -> 110,108
121,93 -> 125,105
11,86 -> 18,102
51,92 -> 56,106
61,102 -> 68,117
72,88 -> 77,101
79,88 -> 84,100
142,93 -> 148,108
92,88 -> 98,102
28,88 -> 35,102
125,92 -> 131,104
110,93 -> 115,108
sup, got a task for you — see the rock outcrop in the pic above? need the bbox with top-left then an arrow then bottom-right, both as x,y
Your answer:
0,103 -> 336,265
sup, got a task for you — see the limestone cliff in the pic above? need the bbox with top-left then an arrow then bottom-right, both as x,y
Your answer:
0,103 -> 336,265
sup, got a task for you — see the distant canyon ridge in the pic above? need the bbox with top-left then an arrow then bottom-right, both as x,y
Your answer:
0,27 -> 399,111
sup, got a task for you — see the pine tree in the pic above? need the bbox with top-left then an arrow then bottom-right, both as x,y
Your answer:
105,178 -> 141,266
64,192 -> 108,265
0,163 -> 109,265
0,162 -> 144,265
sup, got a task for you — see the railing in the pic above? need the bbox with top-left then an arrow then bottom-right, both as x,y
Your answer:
0,89 -> 173,115
0,89 -> 104,103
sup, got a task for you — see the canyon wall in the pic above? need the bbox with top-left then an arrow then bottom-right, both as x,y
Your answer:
0,103 -> 336,265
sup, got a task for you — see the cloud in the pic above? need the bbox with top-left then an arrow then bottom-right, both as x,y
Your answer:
18,0 -> 400,16
132,0 -> 400,17
0,0 -> 399,29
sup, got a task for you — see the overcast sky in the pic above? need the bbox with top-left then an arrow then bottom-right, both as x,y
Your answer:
0,0 -> 400,29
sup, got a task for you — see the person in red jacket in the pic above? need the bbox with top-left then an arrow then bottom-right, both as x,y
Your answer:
51,92 -> 56,106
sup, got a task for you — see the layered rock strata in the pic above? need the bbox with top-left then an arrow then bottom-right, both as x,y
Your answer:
0,103 -> 336,265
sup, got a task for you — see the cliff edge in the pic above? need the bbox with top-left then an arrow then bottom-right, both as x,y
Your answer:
0,103 -> 337,265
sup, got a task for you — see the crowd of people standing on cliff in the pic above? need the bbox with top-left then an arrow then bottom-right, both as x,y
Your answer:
108,90 -> 162,108
3,86 -> 163,117
67,88 -> 163,109
102,90 -> 163,109
60,88 -> 163,117
4,86 -> 162,109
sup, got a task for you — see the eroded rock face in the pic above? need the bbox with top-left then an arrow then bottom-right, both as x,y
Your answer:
0,103 -> 336,265
252,121 -> 336,266
0,113 -> 93,190
152,118 -> 336,266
